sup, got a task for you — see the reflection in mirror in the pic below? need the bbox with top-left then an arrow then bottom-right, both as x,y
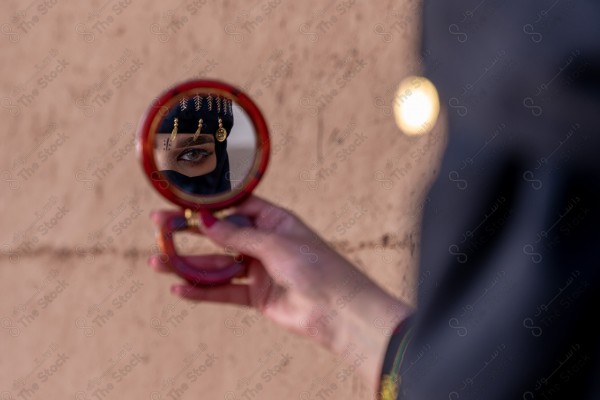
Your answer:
153,93 -> 256,197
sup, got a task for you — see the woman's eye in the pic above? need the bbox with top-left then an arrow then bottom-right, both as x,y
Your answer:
178,148 -> 212,163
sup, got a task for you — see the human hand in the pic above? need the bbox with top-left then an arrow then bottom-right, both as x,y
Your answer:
149,195 -> 413,391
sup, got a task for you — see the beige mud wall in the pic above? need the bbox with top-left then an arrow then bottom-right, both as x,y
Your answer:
0,0 -> 446,398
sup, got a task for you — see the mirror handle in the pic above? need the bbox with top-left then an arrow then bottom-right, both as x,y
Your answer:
156,212 -> 246,285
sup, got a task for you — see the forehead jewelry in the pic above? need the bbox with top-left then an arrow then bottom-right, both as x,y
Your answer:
170,117 -> 178,142
193,118 -> 203,141
216,117 -> 227,142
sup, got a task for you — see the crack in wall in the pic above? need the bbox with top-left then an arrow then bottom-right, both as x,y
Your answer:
0,234 -> 418,261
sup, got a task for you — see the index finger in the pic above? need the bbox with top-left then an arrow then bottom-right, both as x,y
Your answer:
232,195 -> 290,230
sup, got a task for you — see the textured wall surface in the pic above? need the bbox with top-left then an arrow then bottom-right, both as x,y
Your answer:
0,0 -> 446,398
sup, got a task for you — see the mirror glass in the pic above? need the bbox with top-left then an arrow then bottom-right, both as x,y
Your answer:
150,89 -> 258,201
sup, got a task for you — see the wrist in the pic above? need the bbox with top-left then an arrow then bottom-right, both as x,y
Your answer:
333,278 -> 413,392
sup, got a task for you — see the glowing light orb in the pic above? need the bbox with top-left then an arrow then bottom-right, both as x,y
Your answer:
393,76 -> 440,136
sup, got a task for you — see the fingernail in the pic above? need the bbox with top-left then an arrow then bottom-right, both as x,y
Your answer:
148,256 -> 158,267
171,284 -> 190,295
199,209 -> 218,228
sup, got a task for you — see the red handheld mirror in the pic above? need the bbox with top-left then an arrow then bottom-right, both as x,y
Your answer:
137,80 -> 270,285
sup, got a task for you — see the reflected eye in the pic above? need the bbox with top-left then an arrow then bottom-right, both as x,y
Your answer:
177,148 -> 213,163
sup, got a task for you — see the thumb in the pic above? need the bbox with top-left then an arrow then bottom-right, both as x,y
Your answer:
197,210 -> 275,260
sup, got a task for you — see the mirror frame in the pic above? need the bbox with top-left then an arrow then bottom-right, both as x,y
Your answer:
137,80 -> 270,210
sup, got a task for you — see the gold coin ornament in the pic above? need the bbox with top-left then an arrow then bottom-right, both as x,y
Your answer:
216,127 -> 227,142
216,117 -> 227,142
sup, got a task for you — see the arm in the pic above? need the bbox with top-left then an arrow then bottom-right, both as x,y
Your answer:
149,195 -> 413,393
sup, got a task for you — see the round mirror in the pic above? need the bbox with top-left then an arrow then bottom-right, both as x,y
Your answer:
137,80 -> 270,211
136,80 -> 270,286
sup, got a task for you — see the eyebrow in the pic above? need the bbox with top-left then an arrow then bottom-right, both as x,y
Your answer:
173,135 -> 215,148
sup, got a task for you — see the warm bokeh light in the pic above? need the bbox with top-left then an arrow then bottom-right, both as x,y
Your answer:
393,76 -> 440,136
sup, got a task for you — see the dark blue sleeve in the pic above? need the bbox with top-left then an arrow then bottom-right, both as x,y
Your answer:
391,1 -> 600,399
